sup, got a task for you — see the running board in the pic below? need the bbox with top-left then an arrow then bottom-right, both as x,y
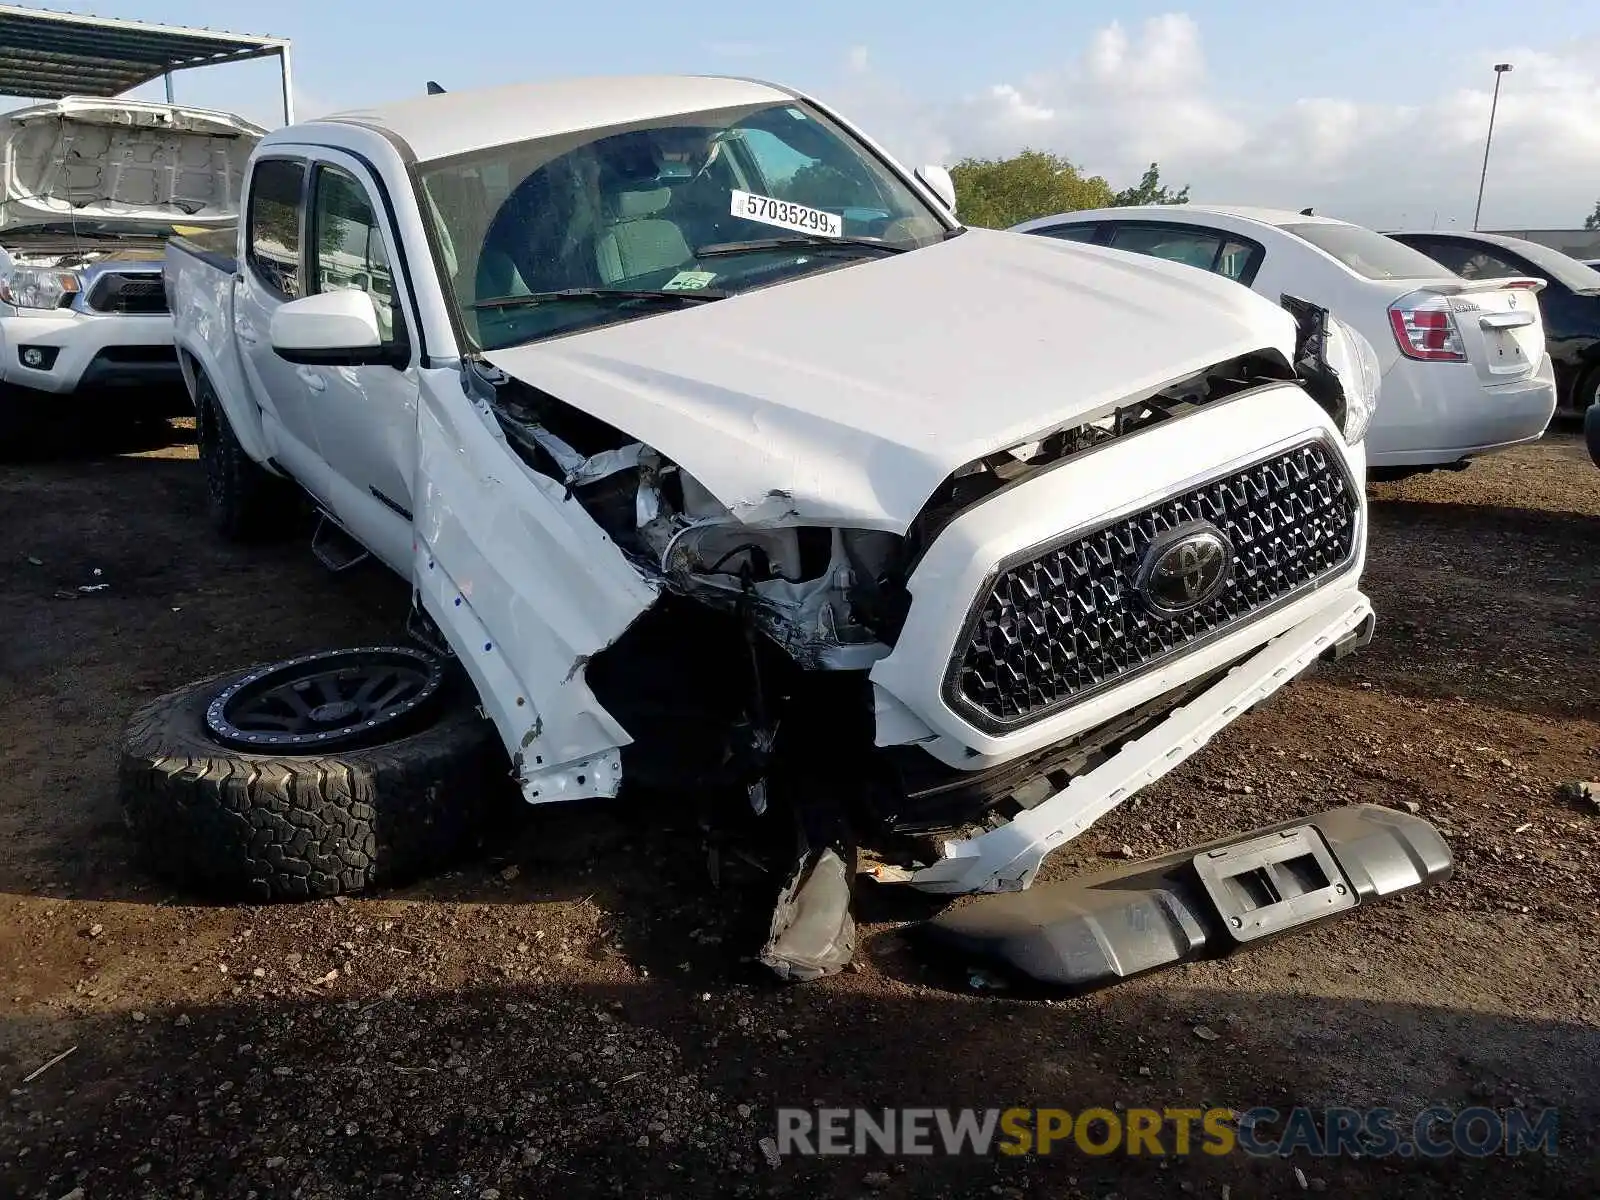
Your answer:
909,803 -> 1452,993
311,514 -> 371,573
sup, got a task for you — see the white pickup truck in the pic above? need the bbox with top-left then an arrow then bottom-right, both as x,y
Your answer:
134,75 -> 1436,984
0,97 -> 264,440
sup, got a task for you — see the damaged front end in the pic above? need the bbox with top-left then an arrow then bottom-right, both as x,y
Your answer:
435,343 -> 1366,984
480,362 -> 907,673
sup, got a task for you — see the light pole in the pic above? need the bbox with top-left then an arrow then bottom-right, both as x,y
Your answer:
1472,62 -> 1512,231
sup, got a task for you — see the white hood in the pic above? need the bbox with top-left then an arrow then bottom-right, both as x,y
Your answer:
0,97 -> 265,231
484,227 -> 1301,533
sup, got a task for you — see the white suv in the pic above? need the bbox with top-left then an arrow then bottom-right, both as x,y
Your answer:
1013,205 -> 1559,479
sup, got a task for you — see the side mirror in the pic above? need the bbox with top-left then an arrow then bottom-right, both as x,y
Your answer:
915,164 -> 958,215
269,289 -> 393,366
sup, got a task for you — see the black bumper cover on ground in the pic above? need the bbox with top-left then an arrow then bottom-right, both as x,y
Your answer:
1585,400 -> 1600,469
911,804 -> 1452,992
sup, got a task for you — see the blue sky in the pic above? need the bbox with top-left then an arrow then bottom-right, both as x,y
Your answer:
4,1 -> 1599,226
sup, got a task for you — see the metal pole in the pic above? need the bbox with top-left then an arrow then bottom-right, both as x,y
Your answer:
1473,63 -> 1512,231
164,71 -> 173,103
279,46 -> 295,125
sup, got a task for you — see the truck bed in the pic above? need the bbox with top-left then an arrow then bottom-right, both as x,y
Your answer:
169,229 -> 237,275
164,228 -> 248,439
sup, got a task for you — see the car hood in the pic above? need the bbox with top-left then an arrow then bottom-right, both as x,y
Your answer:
483,227 -> 1299,533
0,97 -> 265,232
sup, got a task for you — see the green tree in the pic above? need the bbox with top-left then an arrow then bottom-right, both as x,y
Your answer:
1112,162 -> 1191,207
775,159 -> 874,209
1584,197 -> 1600,231
949,150 -> 1116,229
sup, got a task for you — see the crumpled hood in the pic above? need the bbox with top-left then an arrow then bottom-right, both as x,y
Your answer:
1,97 -> 265,231
484,227 -> 1300,533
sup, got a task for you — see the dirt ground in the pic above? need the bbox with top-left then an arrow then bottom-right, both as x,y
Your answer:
1,419 -> 1597,1199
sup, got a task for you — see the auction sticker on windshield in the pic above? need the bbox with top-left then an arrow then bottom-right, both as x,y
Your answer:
663,270 -> 719,291
731,189 -> 843,238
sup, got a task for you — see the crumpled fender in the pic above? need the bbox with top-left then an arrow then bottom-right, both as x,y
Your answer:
411,367 -> 660,804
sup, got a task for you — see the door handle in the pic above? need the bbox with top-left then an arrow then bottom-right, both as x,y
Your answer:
296,368 -> 328,393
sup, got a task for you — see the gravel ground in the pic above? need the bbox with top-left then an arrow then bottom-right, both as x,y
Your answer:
1,421 -> 1597,1199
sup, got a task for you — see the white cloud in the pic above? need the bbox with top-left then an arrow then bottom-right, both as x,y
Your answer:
827,16 -> 1600,229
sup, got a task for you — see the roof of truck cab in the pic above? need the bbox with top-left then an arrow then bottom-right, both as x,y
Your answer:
317,75 -> 795,164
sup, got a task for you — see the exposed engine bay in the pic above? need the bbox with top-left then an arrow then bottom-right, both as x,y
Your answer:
469,345 -> 1303,677
1,229 -> 167,273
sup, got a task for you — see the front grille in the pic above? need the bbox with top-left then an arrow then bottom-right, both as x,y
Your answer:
85,273 -> 169,314
947,439 -> 1359,732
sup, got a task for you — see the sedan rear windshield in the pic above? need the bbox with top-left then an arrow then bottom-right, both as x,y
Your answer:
1284,222 -> 1449,280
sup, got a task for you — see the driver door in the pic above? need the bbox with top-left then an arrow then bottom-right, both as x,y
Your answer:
293,152 -> 421,574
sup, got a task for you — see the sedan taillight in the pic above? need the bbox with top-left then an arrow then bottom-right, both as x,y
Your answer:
1387,293 -> 1467,362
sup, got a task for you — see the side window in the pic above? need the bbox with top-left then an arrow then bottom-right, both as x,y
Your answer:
310,165 -> 403,347
1032,223 -> 1102,244
1108,223 -> 1224,271
246,159 -> 306,299
1216,238 -> 1259,282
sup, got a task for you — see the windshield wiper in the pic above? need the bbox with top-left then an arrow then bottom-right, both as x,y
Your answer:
471,287 -> 727,311
694,235 -> 908,259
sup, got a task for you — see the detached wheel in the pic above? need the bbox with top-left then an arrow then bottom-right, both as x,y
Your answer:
194,372 -> 296,541
118,647 -> 508,901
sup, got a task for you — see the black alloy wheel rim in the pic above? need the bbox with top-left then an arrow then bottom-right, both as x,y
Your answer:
205,646 -> 445,752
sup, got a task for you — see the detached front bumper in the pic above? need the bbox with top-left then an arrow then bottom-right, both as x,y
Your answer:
870,587 -> 1375,894
1586,400 -> 1600,470
913,801 -> 1452,991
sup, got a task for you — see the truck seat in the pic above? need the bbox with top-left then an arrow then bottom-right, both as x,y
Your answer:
595,187 -> 690,283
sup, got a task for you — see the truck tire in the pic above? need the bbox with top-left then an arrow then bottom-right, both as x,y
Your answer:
118,649 -> 509,901
194,372 -> 297,540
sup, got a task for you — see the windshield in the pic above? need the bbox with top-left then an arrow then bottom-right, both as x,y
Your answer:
1284,222 -> 1452,281
417,100 -> 951,351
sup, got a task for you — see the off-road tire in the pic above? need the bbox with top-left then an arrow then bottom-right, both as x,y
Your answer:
118,667 -> 508,901
194,372 -> 297,541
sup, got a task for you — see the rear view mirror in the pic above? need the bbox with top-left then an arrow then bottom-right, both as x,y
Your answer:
915,164 -> 958,215
269,290 -> 394,366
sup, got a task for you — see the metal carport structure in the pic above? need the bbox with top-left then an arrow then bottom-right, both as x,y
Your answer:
0,4 -> 293,123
